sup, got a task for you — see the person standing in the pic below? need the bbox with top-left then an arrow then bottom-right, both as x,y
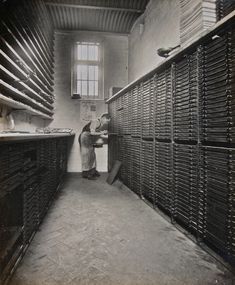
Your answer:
79,113 -> 111,179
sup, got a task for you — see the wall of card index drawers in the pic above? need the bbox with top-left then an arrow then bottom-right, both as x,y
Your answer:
107,14 -> 235,264
0,136 -> 71,284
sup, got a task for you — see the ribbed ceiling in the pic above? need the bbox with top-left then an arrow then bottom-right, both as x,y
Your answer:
43,0 -> 149,33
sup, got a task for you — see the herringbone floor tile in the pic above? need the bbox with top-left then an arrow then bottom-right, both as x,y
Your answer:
9,174 -> 234,285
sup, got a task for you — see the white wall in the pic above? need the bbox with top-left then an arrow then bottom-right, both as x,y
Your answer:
51,31 -> 128,172
128,0 -> 180,82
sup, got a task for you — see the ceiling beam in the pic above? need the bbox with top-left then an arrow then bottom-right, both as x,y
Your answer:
45,2 -> 144,13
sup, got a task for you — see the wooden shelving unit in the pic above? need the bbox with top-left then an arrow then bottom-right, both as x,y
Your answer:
0,93 -> 52,120
0,0 -> 54,119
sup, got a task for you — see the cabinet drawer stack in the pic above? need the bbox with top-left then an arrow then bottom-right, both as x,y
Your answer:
107,15 -> 235,264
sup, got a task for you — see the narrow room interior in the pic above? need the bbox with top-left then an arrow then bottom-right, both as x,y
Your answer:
1,0 -> 235,284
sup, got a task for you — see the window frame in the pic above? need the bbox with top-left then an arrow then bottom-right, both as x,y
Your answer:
71,41 -> 104,100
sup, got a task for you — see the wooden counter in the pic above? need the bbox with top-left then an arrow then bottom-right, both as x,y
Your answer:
0,132 -> 75,142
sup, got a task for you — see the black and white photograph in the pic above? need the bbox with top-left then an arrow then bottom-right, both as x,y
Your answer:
1,0 -> 235,284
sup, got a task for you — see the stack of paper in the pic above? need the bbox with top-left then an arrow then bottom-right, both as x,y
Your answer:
180,0 -> 217,45
216,0 -> 235,20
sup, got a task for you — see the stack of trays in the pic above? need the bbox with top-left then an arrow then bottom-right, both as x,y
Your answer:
48,140 -> 57,194
122,136 -> 132,188
38,141 -> 50,173
108,135 -> 118,171
118,137 -> 125,180
123,92 -> 132,135
113,136 -> 118,165
131,138 -> 141,195
115,136 -> 121,163
0,146 -> 9,184
174,53 -> 198,142
38,169 -> 50,220
23,182 -> 39,243
0,174 -> 21,196
141,140 -> 154,204
4,145 -> 23,191
120,136 -> 127,184
216,0 -> 235,21
156,68 -> 172,140
142,77 -> 154,138
201,146 -> 235,258
8,145 -> 23,175
155,142 -> 173,214
56,138 -> 67,180
0,144 -> 23,260
43,141 -> 52,198
37,141 -> 44,170
131,85 -> 141,136
201,32 -> 235,143
44,140 -> 53,197
116,96 -> 124,135
23,145 -> 39,243
108,101 -> 117,134
173,144 -> 199,233
37,141 -> 49,218
61,138 -> 68,173
174,57 -> 190,141
122,93 -> 128,135
180,0 -> 216,45
23,146 -> 38,189
38,142 -> 50,219
116,94 -> 123,111
189,49 -> 200,139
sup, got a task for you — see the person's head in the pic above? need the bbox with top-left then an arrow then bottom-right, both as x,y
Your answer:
100,113 -> 111,126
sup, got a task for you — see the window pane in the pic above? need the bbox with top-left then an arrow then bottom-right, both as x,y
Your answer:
74,43 -> 101,97
77,43 -> 99,61
88,46 -> 94,61
77,45 -> 82,60
94,45 -> 98,60
81,65 -> 87,80
89,66 -> 95,80
95,66 -> 98,80
82,81 -> 87,96
81,45 -> 88,60
77,65 -> 87,80
76,80 -> 81,94
89,81 -> 94,96
95,81 -> 98,96
77,65 -> 81,79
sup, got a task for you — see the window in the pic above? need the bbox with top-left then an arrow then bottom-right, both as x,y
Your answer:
73,42 -> 102,99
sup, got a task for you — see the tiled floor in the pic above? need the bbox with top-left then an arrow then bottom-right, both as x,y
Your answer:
10,174 -> 234,285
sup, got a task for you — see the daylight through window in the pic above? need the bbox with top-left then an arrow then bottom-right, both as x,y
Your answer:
75,42 -> 101,98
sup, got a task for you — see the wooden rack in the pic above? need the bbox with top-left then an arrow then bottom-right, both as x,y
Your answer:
0,0 -> 54,119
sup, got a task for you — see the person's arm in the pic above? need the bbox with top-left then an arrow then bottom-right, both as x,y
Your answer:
90,130 -> 106,136
90,120 -> 107,136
